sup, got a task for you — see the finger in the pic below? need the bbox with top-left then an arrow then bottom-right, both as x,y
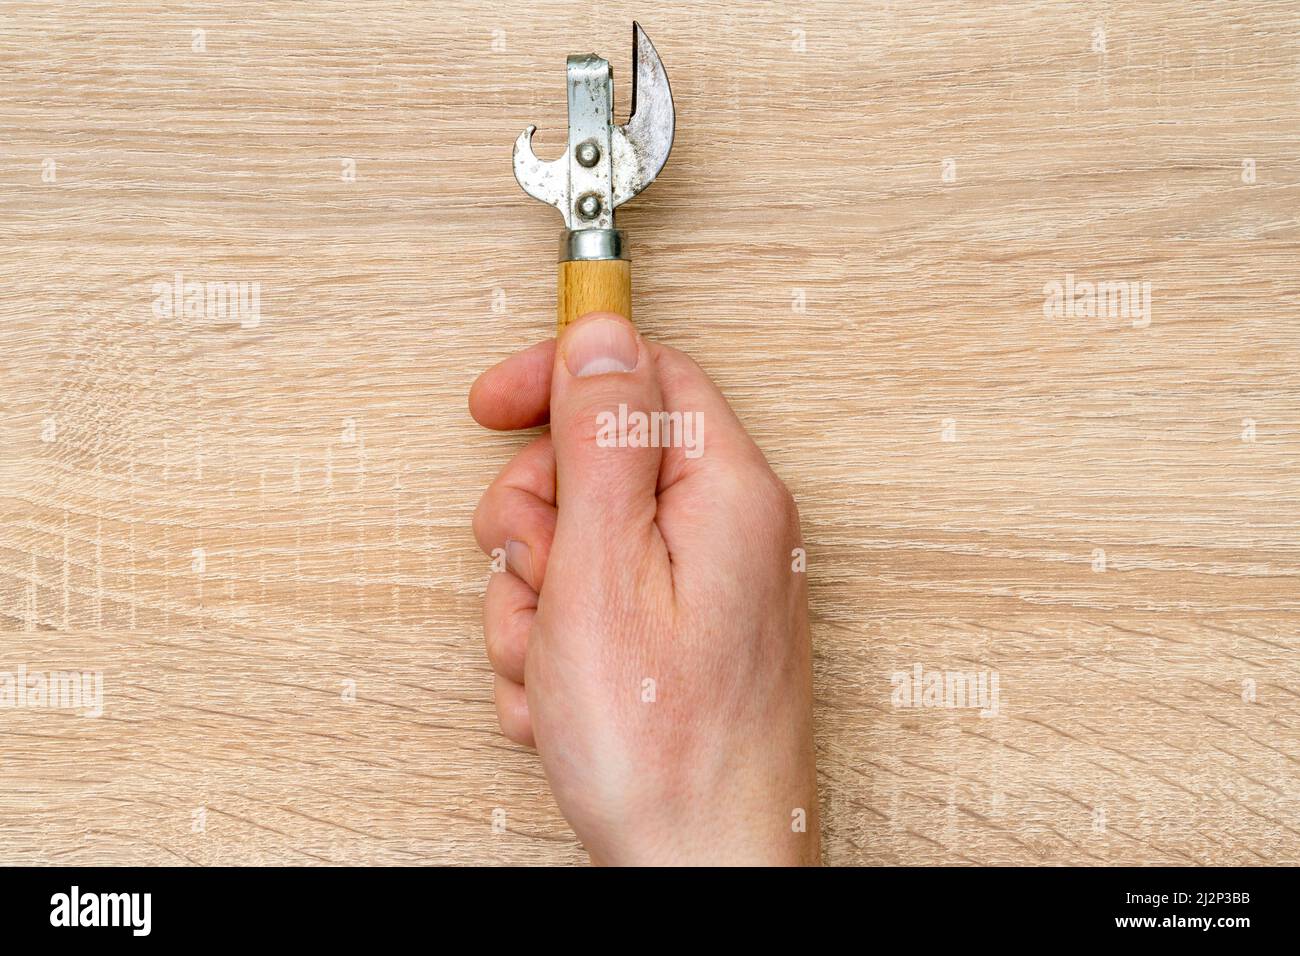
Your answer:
494,675 -> 534,747
469,339 -> 555,431
472,433 -> 557,590
549,312 -> 665,538
645,342 -> 800,575
483,568 -> 535,684
649,341 -> 767,489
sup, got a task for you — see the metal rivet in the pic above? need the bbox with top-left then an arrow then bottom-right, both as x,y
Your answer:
575,141 -> 601,167
576,194 -> 602,220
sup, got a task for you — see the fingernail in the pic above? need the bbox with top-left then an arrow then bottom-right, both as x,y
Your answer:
505,539 -> 534,585
563,317 -> 639,377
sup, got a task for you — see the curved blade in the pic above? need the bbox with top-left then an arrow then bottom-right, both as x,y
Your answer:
611,22 -> 674,208
513,124 -> 566,213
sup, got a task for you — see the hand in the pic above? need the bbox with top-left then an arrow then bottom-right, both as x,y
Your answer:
470,312 -> 819,866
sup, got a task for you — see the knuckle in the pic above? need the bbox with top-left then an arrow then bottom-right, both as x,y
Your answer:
510,457 -> 551,500
476,482 -> 553,555
494,688 -> 533,746
654,345 -> 702,391
724,464 -> 798,529
513,494 -> 554,542
471,492 -> 492,549
484,627 -> 514,677
560,396 -> 621,448
767,474 -> 799,521
483,577 -> 530,680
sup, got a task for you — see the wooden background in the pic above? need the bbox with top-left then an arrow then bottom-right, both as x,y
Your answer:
1,0 -> 1296,865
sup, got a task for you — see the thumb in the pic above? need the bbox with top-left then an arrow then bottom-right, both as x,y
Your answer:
549,312 -> 664,539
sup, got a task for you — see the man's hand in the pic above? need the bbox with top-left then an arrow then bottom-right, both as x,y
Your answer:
470,312 -> 819,866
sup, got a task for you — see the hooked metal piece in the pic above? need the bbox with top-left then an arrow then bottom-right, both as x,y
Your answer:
513,22 -> 675,231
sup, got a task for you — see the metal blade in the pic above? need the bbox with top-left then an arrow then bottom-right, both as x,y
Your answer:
513,22 -> 674,226
612,22 -> 675,208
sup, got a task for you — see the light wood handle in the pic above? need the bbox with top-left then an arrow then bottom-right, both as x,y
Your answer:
557,259 -> 631,332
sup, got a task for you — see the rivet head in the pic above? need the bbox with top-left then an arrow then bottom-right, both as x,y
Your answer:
575,141 -> 601,168
576,193 -> 602,220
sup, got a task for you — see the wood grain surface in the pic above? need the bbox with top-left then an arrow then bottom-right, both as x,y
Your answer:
1,1 -> 1297,865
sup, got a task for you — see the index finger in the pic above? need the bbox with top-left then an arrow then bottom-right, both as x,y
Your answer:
468,338 -> 555,431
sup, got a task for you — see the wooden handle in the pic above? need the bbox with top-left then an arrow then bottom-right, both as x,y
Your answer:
557,259 -> 631,332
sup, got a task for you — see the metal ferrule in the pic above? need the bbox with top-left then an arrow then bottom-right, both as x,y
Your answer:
559,228 -> 626,262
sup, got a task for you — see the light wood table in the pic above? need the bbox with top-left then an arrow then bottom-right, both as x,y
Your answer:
0,1 -> 1295,865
